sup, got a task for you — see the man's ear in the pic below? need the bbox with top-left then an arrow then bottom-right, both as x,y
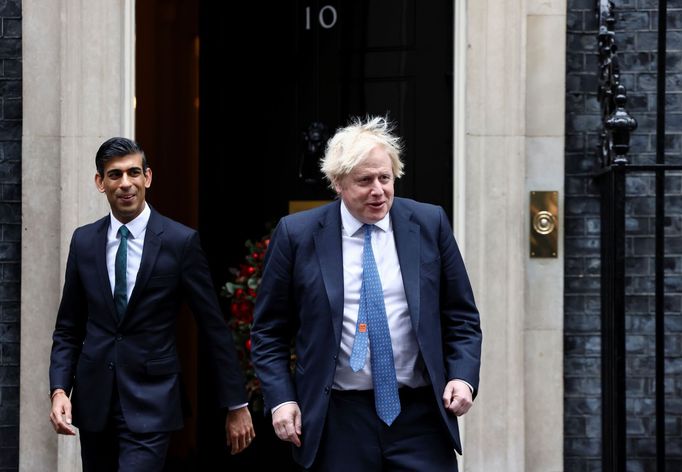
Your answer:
94,173 -> 105,193
144,167 -> 152,189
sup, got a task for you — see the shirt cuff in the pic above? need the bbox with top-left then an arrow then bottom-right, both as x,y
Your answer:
452,379 -> 474,394
50,387 -> 67,399
228,403 -> 249,411
271,401 -> 298,414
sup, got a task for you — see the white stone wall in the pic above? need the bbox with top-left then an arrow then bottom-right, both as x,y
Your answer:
20,1 -> 135,471
459,0 -> 565,471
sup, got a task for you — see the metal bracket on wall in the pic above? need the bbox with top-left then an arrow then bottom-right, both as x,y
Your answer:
530,191 -> 558,258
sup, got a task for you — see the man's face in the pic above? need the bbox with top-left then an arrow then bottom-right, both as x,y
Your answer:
95,153 -> 152,223
334,145 -> 395,224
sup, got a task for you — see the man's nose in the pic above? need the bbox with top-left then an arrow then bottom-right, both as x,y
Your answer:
120,173 -> 131,187
369,179 -> 382,194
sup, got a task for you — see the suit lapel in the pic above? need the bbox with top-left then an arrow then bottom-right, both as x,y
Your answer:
391,200 -> 421,332
313,201 -> 345,347
125,209 -> 163,320
94,216 -> 119,323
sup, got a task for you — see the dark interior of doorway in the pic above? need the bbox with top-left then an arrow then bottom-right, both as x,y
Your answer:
137,0 -> 453,470
136,1 -> 298,469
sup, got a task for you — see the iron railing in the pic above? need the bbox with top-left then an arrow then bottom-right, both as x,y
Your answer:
596,0 -> 673,470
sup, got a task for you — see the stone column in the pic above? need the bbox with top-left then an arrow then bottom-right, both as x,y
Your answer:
524,1 -> 566,471
457,0 -> 565,471
20,1 -> 135,471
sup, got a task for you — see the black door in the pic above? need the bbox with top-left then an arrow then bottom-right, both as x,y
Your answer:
198,1 -> 453,469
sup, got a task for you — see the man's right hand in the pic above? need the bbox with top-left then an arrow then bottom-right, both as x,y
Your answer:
272,403 -> 302,447
49,389 -> 76,435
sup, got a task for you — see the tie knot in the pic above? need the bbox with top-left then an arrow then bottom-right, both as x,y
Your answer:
363,224 -> 374,236
118,225 -> 130,240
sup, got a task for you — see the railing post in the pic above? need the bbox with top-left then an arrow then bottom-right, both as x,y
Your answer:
598,168 -> 626,472
595,1 -> 637,470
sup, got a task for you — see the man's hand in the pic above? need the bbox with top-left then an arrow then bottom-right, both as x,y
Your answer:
49,390 -> 76,435
225,406 -> 255,455
442,379 -> 473,416
272,403 -> 302,447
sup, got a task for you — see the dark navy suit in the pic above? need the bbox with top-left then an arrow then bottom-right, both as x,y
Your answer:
251,198 -> 482,469
49,208 -> 246,462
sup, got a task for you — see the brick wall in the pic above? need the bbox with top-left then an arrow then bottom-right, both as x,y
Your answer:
0,0 -> 20,471
566,0 -> 682,470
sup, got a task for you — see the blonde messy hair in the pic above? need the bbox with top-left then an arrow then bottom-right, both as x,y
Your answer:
320,116 -> 404,190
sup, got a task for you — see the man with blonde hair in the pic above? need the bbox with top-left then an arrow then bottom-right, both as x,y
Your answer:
252,116 -> 482,471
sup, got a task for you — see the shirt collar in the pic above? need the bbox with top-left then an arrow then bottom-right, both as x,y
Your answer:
109,202 -> 151,240
340,200 -> 391,237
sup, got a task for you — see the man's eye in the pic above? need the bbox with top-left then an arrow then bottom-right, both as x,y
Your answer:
107,172 -> 122,180
129,170 -> 141,177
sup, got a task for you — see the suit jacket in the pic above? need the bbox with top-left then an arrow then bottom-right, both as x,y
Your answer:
251,197 -> 482,468
49,207 -> 247,433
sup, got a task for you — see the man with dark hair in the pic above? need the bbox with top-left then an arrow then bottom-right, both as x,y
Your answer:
49,137 -> 254,471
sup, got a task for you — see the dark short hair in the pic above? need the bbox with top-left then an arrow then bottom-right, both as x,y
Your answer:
95,137 -> 148,175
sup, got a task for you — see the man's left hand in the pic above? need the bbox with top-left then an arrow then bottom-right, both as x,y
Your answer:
225,406 -> 255,455
442,379 -> 473,416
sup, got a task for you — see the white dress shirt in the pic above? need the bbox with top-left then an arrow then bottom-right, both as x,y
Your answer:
271,201 -> 473,413
332,201 -> 428,390
106,203 -> 150,298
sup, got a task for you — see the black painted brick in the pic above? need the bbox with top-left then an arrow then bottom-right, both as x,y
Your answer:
0,366 -> 17,387
585,217 -> 601,234
566,416 -> 587,437
565,458 -> 586,472
585,295 -> 600,313
0,426 -> 16,448
568,0 -> 594,10
2,18 -> 19,39
1,184 -> 17,202
0,343 -> 16,365
0,387 -> 15,407
565,237 -> 600,254
3,59 -> 20,78
566,314 -> 601,332
0,2 -> 20,18
626,314 -> 655,332
0,39 -> 18,60
565,335 -> 601,355
567,11 -> 583,31
2,225 -> 19,243
565,356 -> 601,377
0,447 -> 17,469
565,437 -> 602,457
0,4 -> 20,471
566,217 -> 586,235
3,98 -> 19,120
3,264 -> 18,282
1,303 -> 17,323
565,377 -> 601,396
565,396 -> 602,415
565,1 -> 682,468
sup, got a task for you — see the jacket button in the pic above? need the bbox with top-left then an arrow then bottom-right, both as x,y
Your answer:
108,362 -> 114,370
324,386 -> 330,395
115,335 -> 123,342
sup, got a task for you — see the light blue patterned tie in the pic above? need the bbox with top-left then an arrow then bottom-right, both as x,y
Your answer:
349,224 -> 401,425
114,225 -> 130,320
